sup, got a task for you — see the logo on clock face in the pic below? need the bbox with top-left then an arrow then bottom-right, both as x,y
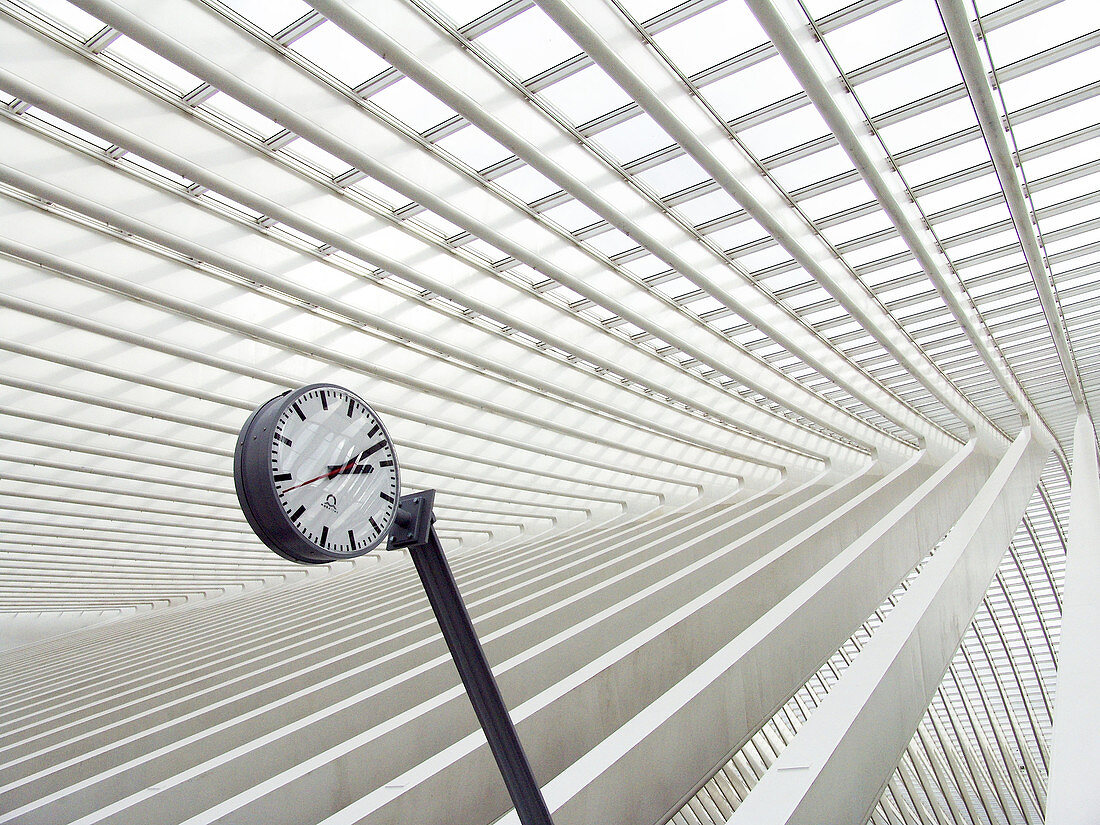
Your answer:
322,494 -> 339,514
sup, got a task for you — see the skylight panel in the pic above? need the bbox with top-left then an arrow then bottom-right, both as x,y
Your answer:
593,113 -> 675,165
734,244 -> 793,273
1011,103 -> 1100,150
492,164 -> 558,202
537,64 -> 632,127
820,211 -> 896,247
821,0 -> 943,71
878,97 -> 979,155
633,153 -> 709,197
842,235 -> 911,270
584,227 -> 636,257
218,0 -> 311,34
352,176 -> 415,211
651,2 -> 768,77
705,216 -> 769,251
704,55 -> 804,124
855,51 -> 962,119
540,198 -> 603,232
668,188 -> 739,226
619,253 -> 670,279
433,124 -> 511,171
105,35 -> 203,93
285,138 -> 347,175
982,0 -> 1100,68
22,0 -> 103,40
798,178 -> 878,220
997,50 -> 1100,112
738,104 -> 832,160
770,145 -> 853,191
369,77 -> 459,133
290,21 -> 389,86
899,140 -> 991,187
23,107 -> 113,151
1019,134 -> 1100,181
203,92 -> 281,138
919,173 -> 1001,215
474,6 -> 582,80
652,274 -> 699,300
430,0 -> 521,30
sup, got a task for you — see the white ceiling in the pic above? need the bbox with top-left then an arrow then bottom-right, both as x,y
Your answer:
0,0 -> 1095,821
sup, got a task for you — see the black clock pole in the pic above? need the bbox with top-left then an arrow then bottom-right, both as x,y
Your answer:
389,491 -> 554,825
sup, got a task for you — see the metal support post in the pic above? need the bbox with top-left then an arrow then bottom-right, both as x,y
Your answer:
390,490 -> 555,825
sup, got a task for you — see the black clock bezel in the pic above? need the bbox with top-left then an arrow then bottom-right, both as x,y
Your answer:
233,383 -> 401,565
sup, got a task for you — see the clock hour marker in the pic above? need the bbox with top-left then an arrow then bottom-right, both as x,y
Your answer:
275,433 -> 293,447
369,516 -> 380,532
292,402 -> 306,421
291,505 -> 306,521
348,529 -> 356,548
380,491 -> 394,503
346,398 -> 355,418
359,441 -> 387,461
320,390 -> 328,410
380,459 -> 394,468
320,525 -> 328,546
273,472 -> 292,482
368,424 -> 379,437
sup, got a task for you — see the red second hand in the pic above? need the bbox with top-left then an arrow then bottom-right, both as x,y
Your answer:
282,458 -> 356,493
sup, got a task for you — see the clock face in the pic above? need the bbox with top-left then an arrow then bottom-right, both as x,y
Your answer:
234,384 -> 401,564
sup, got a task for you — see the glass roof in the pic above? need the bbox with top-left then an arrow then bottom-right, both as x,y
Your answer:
1,0 -> 1096,822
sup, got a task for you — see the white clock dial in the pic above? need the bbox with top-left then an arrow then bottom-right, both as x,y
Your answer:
234,384 -> 401,563
271,387 -> 398,555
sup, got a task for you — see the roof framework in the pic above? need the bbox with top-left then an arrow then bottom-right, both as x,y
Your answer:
0,0 -> 1097,822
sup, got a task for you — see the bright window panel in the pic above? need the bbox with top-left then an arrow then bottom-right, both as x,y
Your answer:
857,51 -> 962,119
704,55 -> 804,124
106,35 -> 203,93
770,145 -> 853,191
799,178 -> 878,220
706,218 -> 769,252
204,92 -> 281,137
220,0 -> 311,34
541,199 -> 603,232
1012,103 -> 1100,151
918,173 -> 1001,216
982,0 -> 1100,68
934,200 -> 1012,239
352,176 -> 415,210
431,0 -> 515,29
594,113 -> 676,165
997,51 -> 1100,113
620,253 -> 672,279
652,2 -> 768,77
286,138 -> 347,174
474,6 -> 582,80
878,97 -> 979,155
735,244 -> 793,273
434,124 -> 511,171
633,154 -> 709,197
24,0 -> 103,39
370,77 -> 458,133
673,188 -> 741,226
25,108 -> 113,150
820,210 -> 895,248
585,227 -> 636,257
493,164 -> 559,202
291,21 -> 389,86
653,274 -> 699,300
538,64 -> 632,127
899,140 -> 991,187
823,0 -> 944,72
1019,135 -> 1100,181
737,104 -> 832,159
